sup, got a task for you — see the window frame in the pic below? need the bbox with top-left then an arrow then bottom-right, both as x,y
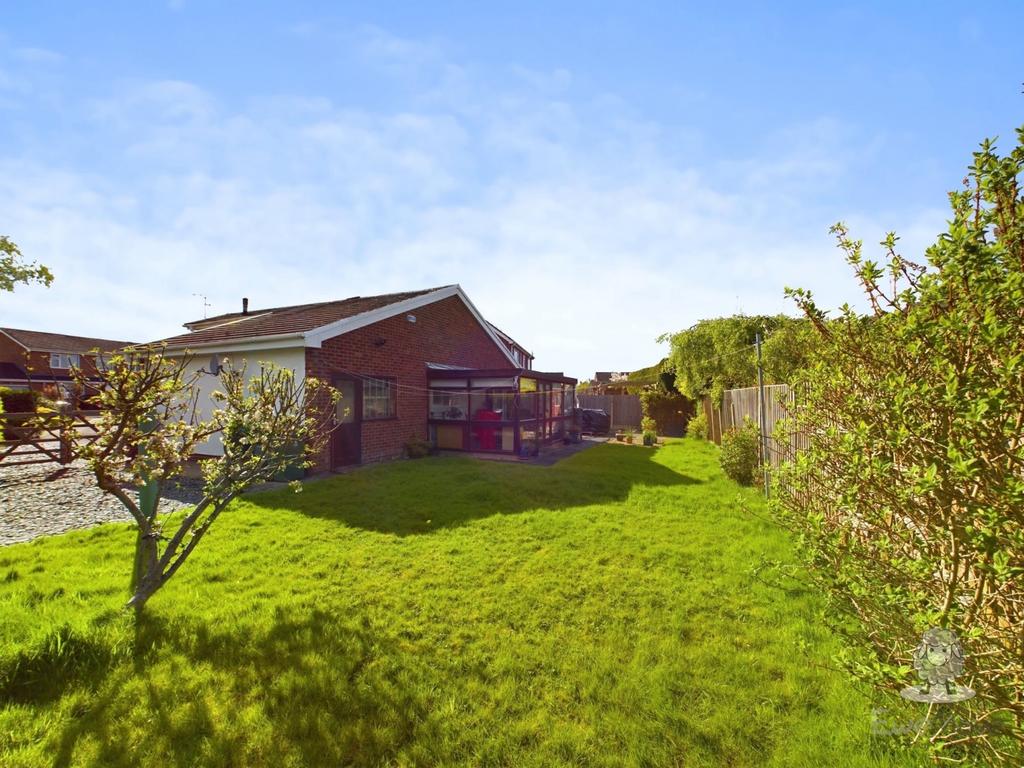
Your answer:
49,352 -> 81,370
361,376 -> 397,421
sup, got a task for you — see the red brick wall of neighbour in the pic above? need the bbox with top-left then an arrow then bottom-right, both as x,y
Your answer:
0,335 -> 27,375
0,339 -> 107,400
305,296 -> 515,469
20,352 -> 104,381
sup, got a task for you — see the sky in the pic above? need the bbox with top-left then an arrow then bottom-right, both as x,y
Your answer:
1,2 -> 1021,380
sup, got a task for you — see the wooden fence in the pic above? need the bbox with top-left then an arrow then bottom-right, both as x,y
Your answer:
576,394 -> 643,430
0,408 -> 100,468
702,384 -> 809,467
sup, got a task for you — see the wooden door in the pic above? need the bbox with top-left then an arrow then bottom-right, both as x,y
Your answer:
331,377 -> 362,467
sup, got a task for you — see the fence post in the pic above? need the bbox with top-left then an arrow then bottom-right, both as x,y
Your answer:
755,334 -> 769,498
57,400 -> 73,465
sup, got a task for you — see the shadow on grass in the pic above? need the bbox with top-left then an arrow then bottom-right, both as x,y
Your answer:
50,608 -> 425,768
248,442 -> 702,536
0,623 -> 118,706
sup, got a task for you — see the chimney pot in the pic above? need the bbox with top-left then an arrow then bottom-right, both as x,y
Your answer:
242,297 -> 249,315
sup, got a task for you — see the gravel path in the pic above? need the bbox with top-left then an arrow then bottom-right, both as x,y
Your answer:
0,458 -> 205,547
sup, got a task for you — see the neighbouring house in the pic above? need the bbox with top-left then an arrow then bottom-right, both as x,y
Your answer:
585,371 -> 633,394
487,323 -> 533,369
155,285 -> 576,471
0,327 -> 135,402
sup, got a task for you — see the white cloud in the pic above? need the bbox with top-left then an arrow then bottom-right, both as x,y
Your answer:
12,47 -> 63,64
0,28 -> 947,379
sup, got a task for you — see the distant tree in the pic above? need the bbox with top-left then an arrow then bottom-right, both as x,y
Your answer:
760,318 -> 818,385
67,347 -> 338,613
660,315 -> 815,403
0,236 -> 53,292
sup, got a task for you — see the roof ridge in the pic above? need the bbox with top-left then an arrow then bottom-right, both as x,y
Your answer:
0,327 -> 135,346
185,285 -> 455,326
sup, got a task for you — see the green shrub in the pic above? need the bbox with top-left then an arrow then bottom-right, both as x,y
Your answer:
639,386 -> 693,437
0,387 -> 37,413
686,410 -> 708,440
405,436 -> 433,459
640,416 -> 656,434
0,387 -> 40,440
718,419 -> 759,485
774,130 -> 1024,763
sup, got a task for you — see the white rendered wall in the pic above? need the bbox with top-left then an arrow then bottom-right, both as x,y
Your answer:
179,346 -> 307,456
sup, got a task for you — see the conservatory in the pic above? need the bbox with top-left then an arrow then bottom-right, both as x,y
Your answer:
426,365 -> 578,456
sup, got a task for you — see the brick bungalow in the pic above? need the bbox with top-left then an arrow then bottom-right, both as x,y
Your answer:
0,327 -> 134,400
156,285 -> 576,471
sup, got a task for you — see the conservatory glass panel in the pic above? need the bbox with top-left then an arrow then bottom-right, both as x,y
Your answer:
429,389 -> 468,420
469,390 -> 516,421
470,424 -> 515,452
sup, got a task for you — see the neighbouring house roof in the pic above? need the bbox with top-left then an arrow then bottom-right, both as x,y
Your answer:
0,327 -> 135,354
486,322 -> 531,357
156,285 -> 521,367
593,371 -> 630,384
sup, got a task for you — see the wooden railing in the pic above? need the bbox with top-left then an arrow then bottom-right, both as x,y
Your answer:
0,406 -> 100,468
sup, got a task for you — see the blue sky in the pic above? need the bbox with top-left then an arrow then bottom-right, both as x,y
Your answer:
1,2 -> 1021,378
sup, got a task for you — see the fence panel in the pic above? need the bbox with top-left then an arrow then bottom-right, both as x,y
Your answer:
702,384 -> 805,467
576,394 -> 643,430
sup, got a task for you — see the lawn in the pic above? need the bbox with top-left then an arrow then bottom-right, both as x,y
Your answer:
0,440 -> 922,767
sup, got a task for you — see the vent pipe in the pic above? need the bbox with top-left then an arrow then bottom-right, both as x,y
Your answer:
242,297 -> 249,315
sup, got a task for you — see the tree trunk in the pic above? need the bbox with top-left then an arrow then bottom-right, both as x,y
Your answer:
128,530 -> 162,614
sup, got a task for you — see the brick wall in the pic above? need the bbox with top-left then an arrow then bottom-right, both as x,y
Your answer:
0,335 -> 27,381
0,338 -> 106,398
305,295 -> 516,469
25,351 -> 104,382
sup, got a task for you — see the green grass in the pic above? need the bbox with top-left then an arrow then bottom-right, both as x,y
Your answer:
0,440 -> 922,767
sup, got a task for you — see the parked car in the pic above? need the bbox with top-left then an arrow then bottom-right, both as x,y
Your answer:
575,407 -> 611,435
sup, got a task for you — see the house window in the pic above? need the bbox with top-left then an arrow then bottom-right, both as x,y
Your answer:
363,377 -> 396,420
49,352 -> 81,370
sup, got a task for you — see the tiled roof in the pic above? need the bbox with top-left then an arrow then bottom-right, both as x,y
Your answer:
593,371 -> 630,383
157,287 -> 452,348
0,328 -> 135,353
486,322 -> 530,354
